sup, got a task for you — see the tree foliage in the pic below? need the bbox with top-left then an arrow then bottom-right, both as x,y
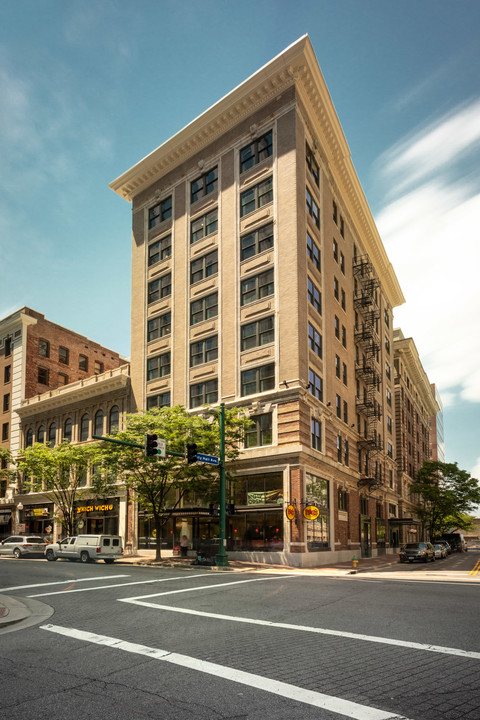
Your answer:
410,461 -> 480,541
96,405 -> 250,560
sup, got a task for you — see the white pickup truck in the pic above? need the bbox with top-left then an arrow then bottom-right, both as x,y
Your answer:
45,535 -> 123,563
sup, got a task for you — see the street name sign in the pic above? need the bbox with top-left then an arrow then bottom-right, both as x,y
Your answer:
196,453 -> 219,465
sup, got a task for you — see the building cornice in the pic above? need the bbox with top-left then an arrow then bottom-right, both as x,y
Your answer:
393,331 -> 439,416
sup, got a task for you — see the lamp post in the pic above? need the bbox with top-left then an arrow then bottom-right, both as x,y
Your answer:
215,402 -> 229,567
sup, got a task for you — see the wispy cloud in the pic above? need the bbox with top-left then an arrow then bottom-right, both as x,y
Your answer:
375,99 -> 480,405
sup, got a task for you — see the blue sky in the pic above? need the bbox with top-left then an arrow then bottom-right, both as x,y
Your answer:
1,0 -> 479,482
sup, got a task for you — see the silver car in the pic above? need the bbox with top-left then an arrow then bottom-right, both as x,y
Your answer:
0,535 -> 48,558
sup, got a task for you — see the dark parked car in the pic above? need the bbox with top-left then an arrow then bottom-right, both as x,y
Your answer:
399,542 -> 436,563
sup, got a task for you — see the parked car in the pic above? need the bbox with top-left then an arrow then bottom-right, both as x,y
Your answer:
45,534 -> 123,563
441,533 -> 466,552
399,542 -> 436,563
0,535 -> 48,558
434,543 -> 447,559
435,540 -> 451,555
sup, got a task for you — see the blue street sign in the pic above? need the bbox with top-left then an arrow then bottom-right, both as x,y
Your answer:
196,453 -> 219,465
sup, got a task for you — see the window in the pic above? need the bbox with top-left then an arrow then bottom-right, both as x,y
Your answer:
79,354 -> 88,372
94,361 -> 104,374
240,222 -> 273,261
240,177 -> 273,217
385,361 -> 391,380
240,130 -> 272,173
48,422 -> 57,448
336,394 -> 341,418
306,143 -> 319,186
336,435 -> 342,462
241,269 -> 274,306
2,422 -> 8,441
4,366 -> 11,383
94,410 -> 104,436
245,414 -> 273,448
340,216 -> 345,238
190,379 -> 218,408
334,277 -> 339,300
59,346 -> 69,364
333,200 -> 338,225
25,428 -> 33,447
38,367 -> 49,385
148,235 -> 171,266
38,338 -> 50,358
308,369 -> 323,402
343,401 -> 348,424
147,312 -> 171,342
342,363 -> 348,386
146,393 -> 170,410
384,309 -> 390,328
307,232 -> 321,271
361,497 -> 369,515
335,355 -> 341,378
388,503 -> 397,517
63,418 -> 72,442
385,335 -> 390,354
387,416 -> 392,433
387,442 -> 393,458
341,289 -> 346,311
148,196 -> 172,229
311,418 -> 322,451
308,323 -> 322,358
190,249 -> 218,284
190,335 -> 218,367
58,373 -> 68,385
307,278 -> 322,314
3,393 -> 9,412
147,352 -> 171,381
148,273 -> 171,303
190,292 -> 218,325
386,388 -> 392,406
80,415 -> 89,441
37,426 -> 45,444
109,406 -> 119,433
241,363 -> 275,396
191,166 -> 218,204
306,187 -> 320,228
333,238 -> 338,262
334,316 -> 340,339
342,325 -> 347,348
191,208 -> 218,243
338,489 -> 348,511
241,316 -> 274,351
340,251 -> 345,274
4,338 -> 11,357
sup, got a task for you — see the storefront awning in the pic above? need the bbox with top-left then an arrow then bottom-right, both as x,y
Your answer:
0,510 -> 12,525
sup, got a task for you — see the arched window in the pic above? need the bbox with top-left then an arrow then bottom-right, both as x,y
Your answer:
109,405 -> 119,433
48,422 -> 57,448
25,429 -> 33,447
94,410 -> 104,437
64,418 -> 72,443
80,414 -> 90,442
37,426 -> 45,444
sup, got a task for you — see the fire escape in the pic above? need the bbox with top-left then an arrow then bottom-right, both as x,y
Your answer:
354,255 -> 383,489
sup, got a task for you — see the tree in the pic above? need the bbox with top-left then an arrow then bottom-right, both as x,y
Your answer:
96,405 -> 250,560
16,441 -> 110,536
410,461 -> 480,541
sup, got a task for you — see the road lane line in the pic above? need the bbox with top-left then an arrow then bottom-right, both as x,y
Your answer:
0,575 -> 130,592
28,573 -> 221,597
40,623 -> 413,720
119,600 -> 480,661
468,560 -> 480,576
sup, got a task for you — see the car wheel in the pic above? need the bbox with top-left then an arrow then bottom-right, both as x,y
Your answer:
423,556 -> 429,563
46,549 -> 57,562
409,560 -> 413,563
80,551 -> 90,563
104,559 -> 114,564
13,548 -> 22,559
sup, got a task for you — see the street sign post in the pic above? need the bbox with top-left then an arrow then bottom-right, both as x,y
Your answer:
196,453 -> 219,465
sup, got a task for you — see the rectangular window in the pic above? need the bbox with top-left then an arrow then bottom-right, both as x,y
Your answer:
342,325 -> 347,348
2,422 -> 8,441
146,392 -> 171,410
4,338 -> 11,357
38,367 -> 49,384
340,251 -> 345,274
307,278 -> 322,314
94,361 -> 104,374
386,388 -> 392,406
338,489 -> 348,511
58,373 -> 68,385
190,335 -> 218,367
308,323 -> 322,358
306,187 -> 320,228
308,369 -> 323,402
341,288 -> 346,311
147,352 -> 171,381
387,442 -> 393,458
337,435 -> 342,462
343,401 -> 348,424
79,354 -> 88,371
149,196 -> 172,229
333,238 -> 338,262
4,366 -> 11,383
340,216 -> 345,238
59,346 -> 69,365
306,143 -> 319,186
241,363 -> 275,396
147,312 -> 171,342
335,355 -> 341,379
387,416 -> 392,433
245,414 -> 273,448
311,418 -> 322,451
385,335 -> 391,354
334,277 -> 339,300
190,249 -> 218,284
38,338 -> 50,358
240,177 -> 273,217
190,292 -> 218,325
240,130 -> 272,173
307,232 -> 321,271
191,208 -> 218,244
148,273 -> 172,303
241,269 -> 274,306
334,315 -> 340,339
385,361 -> 391,379
148,235 -> 171,266
333,200 -> 338,225
3,393 -> 9,412
241,316 -> 274,351
336,394 -> 341,419
191,166 -> 218,204
190,379 -> 218,408
240,222 -> 274,261
342,363 -> 347,386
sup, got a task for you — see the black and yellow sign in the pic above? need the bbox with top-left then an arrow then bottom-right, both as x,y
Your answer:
76,504 -> 114,514
285,504 -> 296,521
303,505 -> 320,520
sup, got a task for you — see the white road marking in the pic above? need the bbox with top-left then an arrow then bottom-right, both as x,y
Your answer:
28,573 -> 214,597
40,623 -> 412,720
0,575 -> 130,592
119,599 -> 480,661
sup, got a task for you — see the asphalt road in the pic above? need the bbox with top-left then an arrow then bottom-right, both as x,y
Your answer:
0,553 -> 479,720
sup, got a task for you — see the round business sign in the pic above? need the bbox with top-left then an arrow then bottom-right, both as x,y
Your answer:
303,505 -> 320,520
77,520 -> 84,529
285,504 -> 296,521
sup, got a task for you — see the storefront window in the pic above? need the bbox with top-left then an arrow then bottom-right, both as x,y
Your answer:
232,472 -> 283,507
305,473 -> 330,551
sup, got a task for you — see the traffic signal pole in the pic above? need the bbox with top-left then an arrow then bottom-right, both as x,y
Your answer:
215,402 -> 229,567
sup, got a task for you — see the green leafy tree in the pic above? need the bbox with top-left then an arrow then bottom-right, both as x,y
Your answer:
0,447 -> 14,499
410,461 -> 480,541
96,405 -> 250,560
16,441 -> 111,536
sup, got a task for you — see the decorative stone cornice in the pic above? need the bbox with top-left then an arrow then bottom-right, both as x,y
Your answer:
393,329 -> 439,416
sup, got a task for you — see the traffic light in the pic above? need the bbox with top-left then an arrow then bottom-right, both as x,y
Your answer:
209,503 -> 220,517
186,443 -> 197,464
227,503 -> 235,516
145,434 -> 159,457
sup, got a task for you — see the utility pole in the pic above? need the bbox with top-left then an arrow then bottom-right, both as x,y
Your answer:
215,402 -> 229,567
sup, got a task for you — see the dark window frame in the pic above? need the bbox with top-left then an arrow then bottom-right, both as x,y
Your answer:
241,269 -> 274,306
240,130 -> 273,174
148,235 -> 172,266
148,273 -> 172,304
147,312 -> 171,342
147,352 -> 171,381
191,208 -> 218,244
190,379 -> 218,408
240,176 -> 273,217
148,196 -> 172,229
191,166 -> 218,204
190,292 -> 218,326
240,222 -> 274,261
190,249 -> 218,284
190,335 -> 218,367
241,363 -> 275,397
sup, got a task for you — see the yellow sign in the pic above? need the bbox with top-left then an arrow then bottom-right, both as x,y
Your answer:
303,505 -> 320,520
76,504 -> 114,514
32,508 -> 49,517
286,504 -> 296,521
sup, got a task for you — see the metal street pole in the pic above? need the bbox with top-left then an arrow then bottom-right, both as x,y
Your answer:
215,402 -> 229,567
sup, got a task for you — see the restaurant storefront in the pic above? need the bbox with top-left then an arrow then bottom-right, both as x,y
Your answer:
75,498 -> 120,535
24,504 -> 55,539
